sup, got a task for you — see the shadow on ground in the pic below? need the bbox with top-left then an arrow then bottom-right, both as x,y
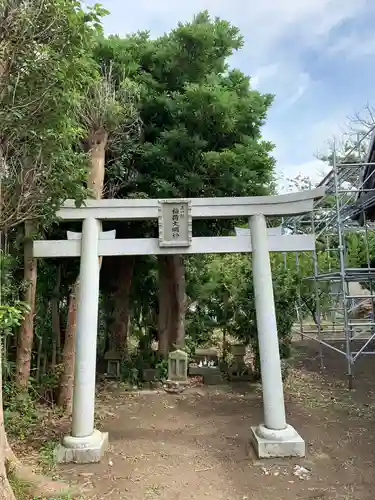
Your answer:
55,366 -> 375,500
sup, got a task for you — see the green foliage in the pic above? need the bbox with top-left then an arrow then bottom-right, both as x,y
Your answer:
120,346 -> 168,386
0,302 -> 28,331
186,253 -> 299,378
76,66 -> 142,153
0,0 -> 108,230
38,440 -> 59,472
94,12 -> 277,356
2,10 -> 281,449
95,12 -> 275,207
292,251 -> 332,323
346,230 -> 375,268
0,251 -> 29,353
3,383 -> 38,439
292,231 -> 375,323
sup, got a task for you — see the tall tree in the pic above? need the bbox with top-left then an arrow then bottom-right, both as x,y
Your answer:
0,0 -> 107,493
95,12 -> 276,354
58,65 -> 142,409
1,0 -> 105,388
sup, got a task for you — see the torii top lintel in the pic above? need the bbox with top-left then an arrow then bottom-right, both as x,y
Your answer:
56,188 -> 325,221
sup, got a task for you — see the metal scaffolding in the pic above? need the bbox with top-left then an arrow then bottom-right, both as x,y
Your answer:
285,128 -> 375,389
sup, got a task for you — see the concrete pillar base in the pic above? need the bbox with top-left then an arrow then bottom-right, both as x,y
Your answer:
54,429 -> 109,464
250,424 -> 305,458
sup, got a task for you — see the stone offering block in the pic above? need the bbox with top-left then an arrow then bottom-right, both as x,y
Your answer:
189,365 -> 216,377
188,366 -> 223,385
143,368 -> 158,382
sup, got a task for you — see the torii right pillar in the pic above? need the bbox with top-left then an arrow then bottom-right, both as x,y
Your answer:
249,214 -> 305,458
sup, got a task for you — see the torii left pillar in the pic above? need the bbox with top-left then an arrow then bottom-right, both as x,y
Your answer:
55,217 -> 109,463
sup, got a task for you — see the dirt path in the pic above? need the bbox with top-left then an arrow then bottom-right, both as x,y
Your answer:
12,340 -> 374,499
56,344 -> 375,500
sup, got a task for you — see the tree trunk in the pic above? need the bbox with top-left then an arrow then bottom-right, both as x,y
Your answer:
87,129 -> 108,200
58,283 -> 78,412
171,255 -> 186,349
157,255 -> 186,356
158,256 -> 173,357
0,341 -> 16,499
15,221 -> 37,388
109,257 -> 134,357
51,264 -> 61,369
35,334 -> 42,384
58,130 -> 107,408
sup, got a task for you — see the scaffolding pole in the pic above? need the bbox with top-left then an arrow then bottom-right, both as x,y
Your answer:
286,129 -> 375,389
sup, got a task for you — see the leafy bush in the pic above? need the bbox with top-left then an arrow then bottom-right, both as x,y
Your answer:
3,383 -> 38,439
120,339 -> 169,386
186,253 -> 299,379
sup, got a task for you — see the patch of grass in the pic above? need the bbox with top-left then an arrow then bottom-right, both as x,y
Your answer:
145,485 -> 163,498
9,474 -> 73,500
38,440 -> 58,473
9,475 -> 30,500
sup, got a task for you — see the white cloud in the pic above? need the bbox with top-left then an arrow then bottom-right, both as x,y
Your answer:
270,113 -> 350,189
327,32 -> 375,60
252,64 -> 280,88
276,71 -> 312,109
310,115 -> 352,153
277,159 -> 330,192
88,0 -> 368,63
85,0 -> 371,180
252,64 -> 311,111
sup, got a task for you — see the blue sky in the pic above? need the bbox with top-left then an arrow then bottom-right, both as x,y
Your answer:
86,0 -> 375,188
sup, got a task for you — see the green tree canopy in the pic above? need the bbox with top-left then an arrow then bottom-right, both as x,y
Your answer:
94,12 -> 276,208
0,0 -> 108,230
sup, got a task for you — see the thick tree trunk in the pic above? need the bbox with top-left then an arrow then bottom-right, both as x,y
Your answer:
87,129 -> 108,200
157,255 -> 186,356
58,130 -> 107,408
0,455 -> 15,499
110,257 -> 134,357
0,341 -> 16,500
58,283 -> 78,412
158,256 -> 171,357
15,221 -> 37,388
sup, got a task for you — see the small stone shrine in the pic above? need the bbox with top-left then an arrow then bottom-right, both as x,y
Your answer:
104,349 -> 122,379
168,349 -> 188,383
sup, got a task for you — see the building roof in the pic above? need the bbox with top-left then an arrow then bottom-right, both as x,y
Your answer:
352,127 -> 375,224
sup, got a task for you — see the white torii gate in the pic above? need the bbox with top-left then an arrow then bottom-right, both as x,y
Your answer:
34,188 -> 325,463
